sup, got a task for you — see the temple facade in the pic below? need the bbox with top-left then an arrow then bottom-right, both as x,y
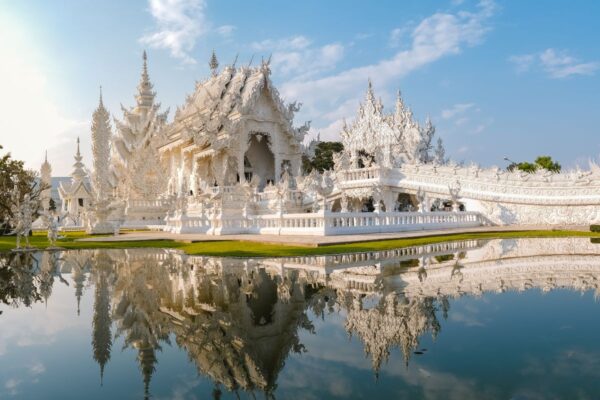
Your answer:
160,57 -> 307,195
58,138 -> 92,226
43,50 -> 600,234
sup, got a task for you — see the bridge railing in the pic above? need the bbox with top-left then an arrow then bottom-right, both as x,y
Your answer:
246,210 -> 483,236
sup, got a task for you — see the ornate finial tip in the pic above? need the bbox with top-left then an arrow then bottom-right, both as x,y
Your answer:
143,50 -> 147,60
209,50 -> 219,73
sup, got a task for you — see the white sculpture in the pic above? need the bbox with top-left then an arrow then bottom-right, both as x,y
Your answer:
11,191 -> 36,250
46,213 -> 59,248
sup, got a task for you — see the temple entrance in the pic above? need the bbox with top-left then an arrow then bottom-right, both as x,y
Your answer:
245,133 -> 275,190
395,193 -> 418,211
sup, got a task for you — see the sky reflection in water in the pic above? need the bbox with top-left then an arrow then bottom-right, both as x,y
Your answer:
1,237 -> 600,399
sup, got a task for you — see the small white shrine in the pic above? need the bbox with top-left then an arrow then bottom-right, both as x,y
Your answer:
57,138 -> 92,226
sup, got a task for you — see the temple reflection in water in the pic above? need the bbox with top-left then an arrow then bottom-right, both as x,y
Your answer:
2,238 -> 600,398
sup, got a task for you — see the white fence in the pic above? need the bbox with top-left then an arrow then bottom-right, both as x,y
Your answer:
166,210 -> 484,235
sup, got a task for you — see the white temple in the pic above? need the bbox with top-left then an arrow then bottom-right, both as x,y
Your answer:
45,50 -> 600,234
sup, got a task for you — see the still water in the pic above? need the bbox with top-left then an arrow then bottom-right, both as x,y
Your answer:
1,238 -> 600,399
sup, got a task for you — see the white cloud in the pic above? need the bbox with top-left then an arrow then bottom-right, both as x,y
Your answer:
252,35 -> 344,78
540,48 -> 599,78
28,362 -> 46,376
140,0 -> 208,64
281,0 -> 496,138
510,48 -> 599,79
389,26 -> 411,48
441,103 -> 475,119
215,24 -> 236,37
4,378 -> 21,396
252,35 -> 312,51
508,54 -> 535,73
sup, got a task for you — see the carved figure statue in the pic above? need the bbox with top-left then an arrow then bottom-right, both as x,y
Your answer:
416,188 -> 426,213
12,193 -> 36,249
47,213 -> 59,247
448,181 -> 461,212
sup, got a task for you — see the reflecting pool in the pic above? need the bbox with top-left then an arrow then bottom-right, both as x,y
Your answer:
2,238 -> 600,399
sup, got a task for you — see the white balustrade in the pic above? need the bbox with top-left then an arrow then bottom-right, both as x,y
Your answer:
236,210 -> 482,236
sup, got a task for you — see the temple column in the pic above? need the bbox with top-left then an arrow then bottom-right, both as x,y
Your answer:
274,153 -> 281,183
238,146 -> 245,183
382,189 -> 395,212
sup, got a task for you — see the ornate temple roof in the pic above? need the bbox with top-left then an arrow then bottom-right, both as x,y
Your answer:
340,81 -> 436,164
164,57 -> 306,151
112,52 -> 168,167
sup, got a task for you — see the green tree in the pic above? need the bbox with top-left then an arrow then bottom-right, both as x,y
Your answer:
534,155 -> 561,173
0,145 -> 45,233
303,142 -> 344,173
506,155 -> 561,174
48,197 -> 57,212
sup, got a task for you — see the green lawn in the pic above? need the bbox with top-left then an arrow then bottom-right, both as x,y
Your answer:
1,229 -> 600,257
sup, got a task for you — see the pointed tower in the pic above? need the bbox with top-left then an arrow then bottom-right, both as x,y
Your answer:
40,151 -> 52,210
393,90 -> 408,128
135,51 -> 156,116
91,86 -> 113,199
112,51 -> 169,202
72,138 -> 88,184
209,50 -> 219,76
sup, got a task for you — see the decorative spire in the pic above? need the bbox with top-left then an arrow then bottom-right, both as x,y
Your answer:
209,50 -> 219,76
92,85 -> 112,197
136,51 -> 156,110
365,79 -> 376,105
71,137 -> 87,183
98,85 -> 105,108
41,150 -> 52,183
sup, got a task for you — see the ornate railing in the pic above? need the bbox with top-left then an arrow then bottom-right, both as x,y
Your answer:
126,199 -> 172,209
246,210 -> 483,236
163,209 -> 483,236
340,166 -> 382,182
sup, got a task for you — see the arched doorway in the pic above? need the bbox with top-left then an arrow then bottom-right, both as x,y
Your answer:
245,133 -> 275,190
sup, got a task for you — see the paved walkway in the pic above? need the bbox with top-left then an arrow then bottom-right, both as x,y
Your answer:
77,225 -> 589,247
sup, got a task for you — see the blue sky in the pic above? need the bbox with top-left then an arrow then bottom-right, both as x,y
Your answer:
1,0 -> 599,175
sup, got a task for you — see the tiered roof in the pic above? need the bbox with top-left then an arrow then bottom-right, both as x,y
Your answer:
341,81 -> 437,164
166,59 -> 307,152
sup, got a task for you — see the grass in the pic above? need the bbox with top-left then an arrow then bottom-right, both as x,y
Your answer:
1,229 -> 600,257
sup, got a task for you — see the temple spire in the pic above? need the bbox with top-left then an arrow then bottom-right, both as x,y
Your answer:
365,79 -> 376,105
71,137 -> 87,183
91,85 -> 113,198
136,50 -> 155,111
209,50 -> 219,76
